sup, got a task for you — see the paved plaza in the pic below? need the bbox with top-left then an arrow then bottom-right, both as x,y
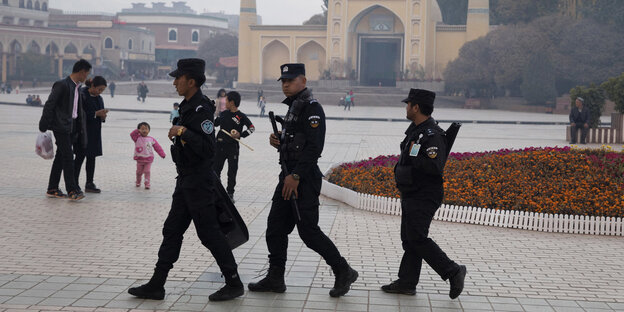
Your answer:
0,90 -> 623,312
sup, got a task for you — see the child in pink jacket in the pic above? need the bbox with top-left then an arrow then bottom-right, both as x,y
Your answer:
131,122 -> 166,189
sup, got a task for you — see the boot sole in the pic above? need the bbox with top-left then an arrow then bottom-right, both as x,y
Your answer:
381,288 -> 416,296
329,270 -> 359,298
128,290 -> 165,300
247,285 -> 286,293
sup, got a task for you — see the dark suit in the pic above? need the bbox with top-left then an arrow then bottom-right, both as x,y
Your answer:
39,76 -> 86,193
569,106 -> 589,144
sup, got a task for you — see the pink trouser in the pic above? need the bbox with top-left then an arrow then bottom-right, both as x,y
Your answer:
136,162 -> 152,187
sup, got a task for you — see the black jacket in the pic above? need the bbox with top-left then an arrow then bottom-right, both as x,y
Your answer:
171,90 -> 216,185
569,106 -> 589,125
79,87 -> 105,157
214,110 -> 255,147
280,88 -> 325,180
39,76 -> 87,146
394,117 -> 447,200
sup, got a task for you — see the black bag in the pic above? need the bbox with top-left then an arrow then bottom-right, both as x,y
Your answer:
212,171 -> 249,249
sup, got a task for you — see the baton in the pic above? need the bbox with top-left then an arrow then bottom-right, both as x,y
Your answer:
269,111 -> 301,222
220,129 -> 254,151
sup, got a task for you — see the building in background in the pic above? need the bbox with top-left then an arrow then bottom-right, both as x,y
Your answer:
48,11 -> 156,79
0,0 -> 100,82
237,0 -> 491,86
116,2 -> 229,69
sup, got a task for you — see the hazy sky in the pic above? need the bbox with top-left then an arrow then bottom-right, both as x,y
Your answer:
50,0 -> 325,25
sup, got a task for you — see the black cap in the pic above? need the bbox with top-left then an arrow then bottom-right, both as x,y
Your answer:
169,58 -> 205,78
278,63 -> 305,81
402,88 -> 436,106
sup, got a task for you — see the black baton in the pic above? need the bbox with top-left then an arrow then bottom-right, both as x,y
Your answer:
269,111 -> 301,222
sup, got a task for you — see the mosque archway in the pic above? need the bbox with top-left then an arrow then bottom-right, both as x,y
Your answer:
262,40 -> 290,83
296,40 -> 326,81
347,5 -> 405,86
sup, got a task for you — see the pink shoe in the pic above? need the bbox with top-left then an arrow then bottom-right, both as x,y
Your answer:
136,183 -> 140,187
145,185 -> 150,190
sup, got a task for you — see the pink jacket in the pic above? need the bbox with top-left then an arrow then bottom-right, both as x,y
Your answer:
130,129 -> 166,163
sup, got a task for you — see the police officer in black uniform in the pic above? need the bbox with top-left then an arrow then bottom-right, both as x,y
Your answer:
128,59 -> 244,302
214,91 -> 255,201
382,89 -> 466,299
247,63 -> 358,297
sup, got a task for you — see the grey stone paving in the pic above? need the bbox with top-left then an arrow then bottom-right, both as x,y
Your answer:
0,94 -> 623,311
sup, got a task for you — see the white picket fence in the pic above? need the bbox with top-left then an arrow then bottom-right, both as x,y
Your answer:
321,179 -> 624,236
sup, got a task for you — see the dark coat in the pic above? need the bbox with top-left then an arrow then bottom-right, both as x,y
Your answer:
39,76 -> 87,147
569,106 -> 590,125
79,87 -> 105,157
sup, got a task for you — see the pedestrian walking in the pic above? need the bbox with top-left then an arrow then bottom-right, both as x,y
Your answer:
248,63 -> 358,297
108,81 -> 116,98
214,91 -> 255,202
382,88 -> 466,299
127,58 -> 244,302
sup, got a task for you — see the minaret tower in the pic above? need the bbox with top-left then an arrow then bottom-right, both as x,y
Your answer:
238,0 -> 258,84
466,0 -> 490,42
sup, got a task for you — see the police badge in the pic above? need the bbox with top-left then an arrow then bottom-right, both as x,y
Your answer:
426,146 -> 438,158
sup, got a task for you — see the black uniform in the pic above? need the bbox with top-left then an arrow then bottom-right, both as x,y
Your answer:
214,110 -> 255,195
393,117 -> 460,287
266,88 -> 348,270
157,89 -> 239,280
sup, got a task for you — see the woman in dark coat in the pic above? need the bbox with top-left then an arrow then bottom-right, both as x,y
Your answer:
74,76 -> 109,193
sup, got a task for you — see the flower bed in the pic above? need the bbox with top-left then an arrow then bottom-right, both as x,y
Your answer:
327,146 -> 624,218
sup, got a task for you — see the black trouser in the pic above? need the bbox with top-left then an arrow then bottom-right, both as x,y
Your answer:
266,176 -> 346,270
48,131 -> 79,192
74,148 -> 96,185
570,124 -> 588,144
214,143 -> 239,195
155,178 -> 238,278
398,196 -> 459,287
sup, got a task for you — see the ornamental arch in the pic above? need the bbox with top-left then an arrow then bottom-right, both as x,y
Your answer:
347,4 -> 405,86
261,39 -> 290,83
296,40 -> 326,81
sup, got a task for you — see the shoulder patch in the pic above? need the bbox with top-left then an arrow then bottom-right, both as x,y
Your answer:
195,105 -> 203,112
201,120 -> 214,134
426,128 -> 436,136
308,115 -> 321,128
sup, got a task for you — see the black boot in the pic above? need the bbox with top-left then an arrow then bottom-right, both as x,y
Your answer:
248,266 -> 286,293
381,279 -> 416,295
209,272 -> 244,301
128,269 -> 167,300
449,265 -> 467,299
329,262 -> 358,297
85,182 -> 101,193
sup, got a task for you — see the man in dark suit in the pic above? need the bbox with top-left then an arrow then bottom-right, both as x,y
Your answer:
39,59 -> 91,200
569,97 -> 590,144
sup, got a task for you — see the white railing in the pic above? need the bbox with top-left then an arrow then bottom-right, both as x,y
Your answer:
321,179 -> 623,236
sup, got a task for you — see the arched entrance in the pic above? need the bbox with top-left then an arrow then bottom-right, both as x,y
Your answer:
296,41 -> 326,81
9,40 -> 22,77
262,40 -> 289,83
348,5 -> 405,86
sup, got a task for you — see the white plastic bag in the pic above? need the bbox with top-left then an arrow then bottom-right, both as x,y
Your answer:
36,132 -> 54,159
